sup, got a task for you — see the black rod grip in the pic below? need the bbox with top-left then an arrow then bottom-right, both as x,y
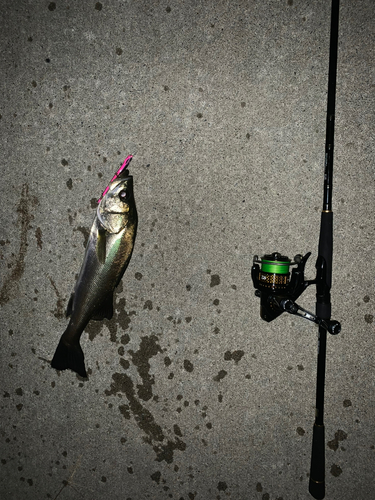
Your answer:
309,423 -> 325,499
316,211 -> 333,320
318,211 -> 333,289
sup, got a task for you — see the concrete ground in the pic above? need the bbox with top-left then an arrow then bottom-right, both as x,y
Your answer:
0,1 -> 374,499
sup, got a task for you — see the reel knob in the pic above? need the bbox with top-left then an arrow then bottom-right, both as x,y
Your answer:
327,320 -> 341,335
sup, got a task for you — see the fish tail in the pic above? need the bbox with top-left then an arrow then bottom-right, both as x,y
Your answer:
51,336 -> 88,378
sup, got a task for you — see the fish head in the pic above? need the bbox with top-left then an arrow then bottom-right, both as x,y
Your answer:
97,172 -> 136,234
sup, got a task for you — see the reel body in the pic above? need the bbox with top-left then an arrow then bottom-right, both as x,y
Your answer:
251,252 -> 340,335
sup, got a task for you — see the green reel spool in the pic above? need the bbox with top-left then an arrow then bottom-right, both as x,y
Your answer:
257,252 -> 292,291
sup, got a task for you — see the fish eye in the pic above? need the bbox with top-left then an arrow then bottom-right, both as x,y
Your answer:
118,189 -> 128,201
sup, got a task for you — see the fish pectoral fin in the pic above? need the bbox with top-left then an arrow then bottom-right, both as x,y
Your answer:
66,293 -> 74,317
96,227 -> 107,264
91,293 -> 114,321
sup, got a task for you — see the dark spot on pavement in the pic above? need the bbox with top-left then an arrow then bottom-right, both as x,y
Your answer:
95,2 -> 102,10
48,2 -> 56,11
218,481 -> 228,491
66,178 -> 73,190
296,427 -> 305,436
61,159 -> 68,166
210,274 -> 220,287
330,464 -> 342,477
173,424 -> 182,437
327,430 -> 347,451
213,370 -> 227,381
135,272 -> 143,280
35,227 -> 43,249
224,350 -> 244,363
183,360 -> 194,372
144,300 -> 153,310
343,399 -> 352,407
151,471 -> 161,484
364,314 -> 373,324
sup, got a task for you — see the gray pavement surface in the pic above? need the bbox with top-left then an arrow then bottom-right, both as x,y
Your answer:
0,1 -> 374,499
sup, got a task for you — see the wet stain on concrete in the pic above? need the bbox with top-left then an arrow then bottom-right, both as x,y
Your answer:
128,335 -> 162,401
48,277 -> 65,319
218,481 -> 228,491
73,226 -> 90,248
143,299 -> 153,310
183,359 -> 194,372
0,184 -> 38,305
327,429 -> 347,451
86,297 -> 136,343
213,370 -> 227,381
105,372 -> 186,463
150,470 -> 161,484
224,350 -> 244,363
330,463 -> 343,476
364,314 -> 373,324
210,274 -> 220,287
35,227 -> 42,249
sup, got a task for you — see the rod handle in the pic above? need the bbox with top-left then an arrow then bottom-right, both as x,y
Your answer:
309,423 -> 325,499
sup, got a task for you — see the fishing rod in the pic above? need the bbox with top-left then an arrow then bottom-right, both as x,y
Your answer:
251,1 -> 340,499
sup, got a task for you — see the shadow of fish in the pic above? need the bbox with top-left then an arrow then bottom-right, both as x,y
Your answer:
51,156 -> 137,378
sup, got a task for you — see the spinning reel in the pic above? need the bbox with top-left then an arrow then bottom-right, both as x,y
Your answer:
251,252 -> 341,335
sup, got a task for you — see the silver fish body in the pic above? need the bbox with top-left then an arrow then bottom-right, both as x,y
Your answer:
51,162 -> 137,378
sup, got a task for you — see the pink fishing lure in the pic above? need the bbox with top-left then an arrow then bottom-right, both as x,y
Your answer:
97,155 -> 133,203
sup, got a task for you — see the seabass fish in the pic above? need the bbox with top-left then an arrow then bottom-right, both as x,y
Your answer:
51,155 -> 137,378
